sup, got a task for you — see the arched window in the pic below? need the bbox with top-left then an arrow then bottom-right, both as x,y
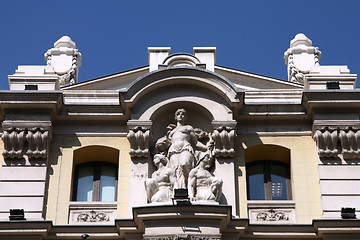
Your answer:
73,162 -> 118,201
245,144 -> 292,200
72,146 -> 119,202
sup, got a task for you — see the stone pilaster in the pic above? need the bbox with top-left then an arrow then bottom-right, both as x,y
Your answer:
0,120 -> 52,220
126,120 -> 153,216
313,120 -> 360,218
211,120 -> 237,216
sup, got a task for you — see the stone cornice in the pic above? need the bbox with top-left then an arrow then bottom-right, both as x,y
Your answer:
302,90 -> 360,112
0,212 -> 359,239
0,91 -> 63,114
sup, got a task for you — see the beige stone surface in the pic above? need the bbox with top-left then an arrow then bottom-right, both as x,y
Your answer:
45,136 -> 130,224
236,136 -> 322,224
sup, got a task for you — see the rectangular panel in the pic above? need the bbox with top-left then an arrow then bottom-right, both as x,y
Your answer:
318,165 -> 360,180
0,166 -> 47,181
322,196 -> 360,211
320,180 -> 360,195
0,196 -> 44,211
0,182 -> 45,196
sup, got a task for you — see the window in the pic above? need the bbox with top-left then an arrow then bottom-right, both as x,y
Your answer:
72,145 -> 120,202
246,161 -> 291,200
245,144 -> 292,201
73,162 -> 118,201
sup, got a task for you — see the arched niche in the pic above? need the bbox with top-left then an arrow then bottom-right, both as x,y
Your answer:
125,67 -> 241,116
150,101 -> 213,141
134,88 -> 233,121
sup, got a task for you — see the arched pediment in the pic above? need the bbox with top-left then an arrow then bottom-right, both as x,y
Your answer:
162,53 -> 200,67
123,66 -> 243,121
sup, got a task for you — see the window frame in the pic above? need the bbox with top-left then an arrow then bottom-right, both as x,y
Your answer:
72,162 -> 118,202
246,160 -> 292,201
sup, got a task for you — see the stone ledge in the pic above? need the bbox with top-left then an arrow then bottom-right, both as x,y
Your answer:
247,200 -> 296,224
68,201 -> 117,225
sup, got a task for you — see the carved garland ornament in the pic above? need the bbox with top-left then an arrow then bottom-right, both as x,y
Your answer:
144,236 -> 220,240
77,210 -> 110,222
313,126 -> 360,159
2,127 -> 51,159
256,209 -> 289,221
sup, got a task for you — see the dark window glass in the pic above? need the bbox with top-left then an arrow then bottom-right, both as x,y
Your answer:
73,162 -> 118,202
247,164 -> 265,200
246,161 -> 291,200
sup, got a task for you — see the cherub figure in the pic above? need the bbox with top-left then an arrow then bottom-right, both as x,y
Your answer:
188,152 -> 223,202
145,154 -> 177,203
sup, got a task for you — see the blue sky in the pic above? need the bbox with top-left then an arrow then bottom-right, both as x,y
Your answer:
1,1 -> 360,89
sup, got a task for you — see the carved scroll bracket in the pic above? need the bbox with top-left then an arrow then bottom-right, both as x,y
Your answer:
127,120 -> 153,158
313,121 -> 360,159
2,121 -> 52,161
313,126 -> 339,158
211,121 -> 237,158
339,127 -> 360,159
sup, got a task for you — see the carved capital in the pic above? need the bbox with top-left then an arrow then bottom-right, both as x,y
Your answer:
339,127 -> 360,159
127,121 -> 153,158
313,126 -> 339,158
26,127 -> 51,159
2,127 -> 26,159
211,121 -> 236,158
2,121 -> 52,160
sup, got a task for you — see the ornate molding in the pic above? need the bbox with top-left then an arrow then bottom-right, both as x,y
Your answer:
313,123 -> 360,159
313,126 -> 339,158
44,36 -> 82,86
284,33 -> 321,84
26,127 -> 51,159
286,49 -> 321,84
144,235 -> 220,240
211,121 -> 236,158
247,200 -> 296,224
2,127 -> 26,159
127,121 -> 153,158
339,127 -> 360,159
256,209 -> 289,221
77,210 -> 110,223
2,122 -> 52,160
69,201 -> 116,225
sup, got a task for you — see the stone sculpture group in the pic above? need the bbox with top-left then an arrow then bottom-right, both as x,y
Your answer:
145,109 -> 223,203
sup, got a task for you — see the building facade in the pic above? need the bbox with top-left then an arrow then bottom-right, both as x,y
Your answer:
0,34 -> 359,239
